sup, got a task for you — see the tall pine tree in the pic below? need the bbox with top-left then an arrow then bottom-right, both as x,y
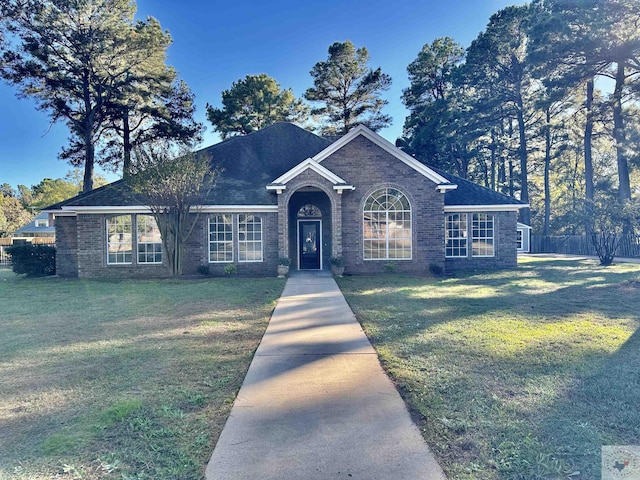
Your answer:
305,41 -> 392,135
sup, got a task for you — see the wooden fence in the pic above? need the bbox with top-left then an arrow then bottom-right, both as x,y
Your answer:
531,234 -> 640,258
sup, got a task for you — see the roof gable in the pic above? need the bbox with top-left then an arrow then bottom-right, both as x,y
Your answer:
312,125 -> 456,189
267,158 -> 354,193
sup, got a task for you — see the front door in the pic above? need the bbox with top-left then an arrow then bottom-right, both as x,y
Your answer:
299,221 -> 321,270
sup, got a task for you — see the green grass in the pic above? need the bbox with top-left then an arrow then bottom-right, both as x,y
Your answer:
0,267 -> 284,479
337,257 -> 640,480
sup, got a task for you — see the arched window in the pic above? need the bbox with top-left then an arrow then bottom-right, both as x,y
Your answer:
363,188 -> 412,260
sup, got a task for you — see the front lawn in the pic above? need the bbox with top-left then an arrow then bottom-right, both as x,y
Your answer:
337,257 -> 640,479
0,268 -> 284,479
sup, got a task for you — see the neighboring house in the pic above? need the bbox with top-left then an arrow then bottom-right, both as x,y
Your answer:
11,212 -> 56,243
45,123 -> 527,278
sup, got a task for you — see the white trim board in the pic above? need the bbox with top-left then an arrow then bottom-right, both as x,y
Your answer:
52,205 -> 278,215
444,204 -> 528,212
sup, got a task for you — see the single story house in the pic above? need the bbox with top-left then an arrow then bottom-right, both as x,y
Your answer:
45,123 -> 527,278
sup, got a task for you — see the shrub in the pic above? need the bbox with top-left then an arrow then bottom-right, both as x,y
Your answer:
197,264 -> 210,275
7,244 -> 56,276
278,257 -> 291,266
330,256 -> 344,267
224,264 -> 237,275
383,262 -> 397,273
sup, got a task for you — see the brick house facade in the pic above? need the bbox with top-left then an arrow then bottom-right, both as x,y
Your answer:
46,123 -> 526,278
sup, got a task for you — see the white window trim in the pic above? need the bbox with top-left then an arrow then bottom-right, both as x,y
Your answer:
106,215 -> 133,265
471,213 -> 495,258
136,215 -> 162,265
445,213 -> 468,258
363,187 -> 413,261
238,214 -> 263,263
208,214 -> 234,263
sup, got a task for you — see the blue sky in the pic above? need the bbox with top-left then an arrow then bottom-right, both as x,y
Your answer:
0,0 -> 523,189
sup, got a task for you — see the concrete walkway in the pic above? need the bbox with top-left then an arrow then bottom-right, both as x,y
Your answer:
205,272 -> 446,480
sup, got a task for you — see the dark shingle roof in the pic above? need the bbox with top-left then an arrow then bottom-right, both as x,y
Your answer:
434,168 -> 525,206
47,123 -> 331,209
201,122 -> 331,205
46,123 -> 524,210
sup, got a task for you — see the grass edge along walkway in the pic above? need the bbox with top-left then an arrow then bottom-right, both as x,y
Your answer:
0,270 -> 285,480
337,257 -> 640,480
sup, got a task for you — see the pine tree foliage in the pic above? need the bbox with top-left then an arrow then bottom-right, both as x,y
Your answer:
207,74 -> 308,139
305,41 -> 392,135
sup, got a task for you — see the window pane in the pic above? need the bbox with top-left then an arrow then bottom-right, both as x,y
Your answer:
363,188 -> 411,260
445,213 -> 467,258
107,215 -> 132,264
472,213 -> 494,257
238,215 -> 263,262
209,215 -> 233,262
137,215 -> 162,264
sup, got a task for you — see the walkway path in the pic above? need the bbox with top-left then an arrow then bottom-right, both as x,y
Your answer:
205,272 -> 446,480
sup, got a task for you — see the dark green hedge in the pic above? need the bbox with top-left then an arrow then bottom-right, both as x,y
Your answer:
7,244 -> 56,276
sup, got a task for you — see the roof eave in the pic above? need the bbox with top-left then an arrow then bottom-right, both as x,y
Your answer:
444,204 -> 529,212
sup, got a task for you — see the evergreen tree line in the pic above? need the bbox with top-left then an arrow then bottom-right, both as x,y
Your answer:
400,0 -> 640,235
2,0 -> 639,237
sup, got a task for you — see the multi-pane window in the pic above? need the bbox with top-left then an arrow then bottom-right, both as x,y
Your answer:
238,215 -> 263,262
107,215 -> 132,264
445,213 -> 468,258
137,215 -> 162,264
363,188 -> 412,260
472,213 -> 495,257
209,215 -> 233,263
516,230 -> 523,251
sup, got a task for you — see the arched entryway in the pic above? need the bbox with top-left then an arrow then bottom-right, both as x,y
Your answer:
288,189 -> 332,270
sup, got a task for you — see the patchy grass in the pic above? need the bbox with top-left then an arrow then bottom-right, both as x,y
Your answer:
0,267 -> 284,479
337,257 -> 640,480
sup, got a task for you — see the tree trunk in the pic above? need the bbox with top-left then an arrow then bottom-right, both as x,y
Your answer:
490,128 -> 497,190
544,108 -> 551,236
612,61 -> 631,202
81,73 -> 95,194
515,86 -> 530,224
584,78 -> 595,234
123,108 -> 132,178
83,133 -> 94,194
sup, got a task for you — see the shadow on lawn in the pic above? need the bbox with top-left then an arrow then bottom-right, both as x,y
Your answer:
535,327 -> 640,479
0,276 -> 283,477
337,259 -> 640,479
341,259 -> 639,343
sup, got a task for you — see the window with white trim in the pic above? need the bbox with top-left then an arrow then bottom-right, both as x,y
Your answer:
472,213 -> 495,257
238,215 -> 263,262
445,213 -> 467,258
137,215 -> 162,264
363,188 -> 412,260
209,214 -> 233,263
516,230 -> 523,251
107,215 -> 132,264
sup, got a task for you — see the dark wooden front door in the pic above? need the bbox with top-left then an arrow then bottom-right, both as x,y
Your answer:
299,221 -> 321,269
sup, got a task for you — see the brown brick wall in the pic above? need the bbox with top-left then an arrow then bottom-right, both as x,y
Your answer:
321,135 -> 446,275
70,211 -> 278,279
444,211 -> 518,272
56,133 -> 519,278
203,212 -> 278,277
54,216 -> 78,277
